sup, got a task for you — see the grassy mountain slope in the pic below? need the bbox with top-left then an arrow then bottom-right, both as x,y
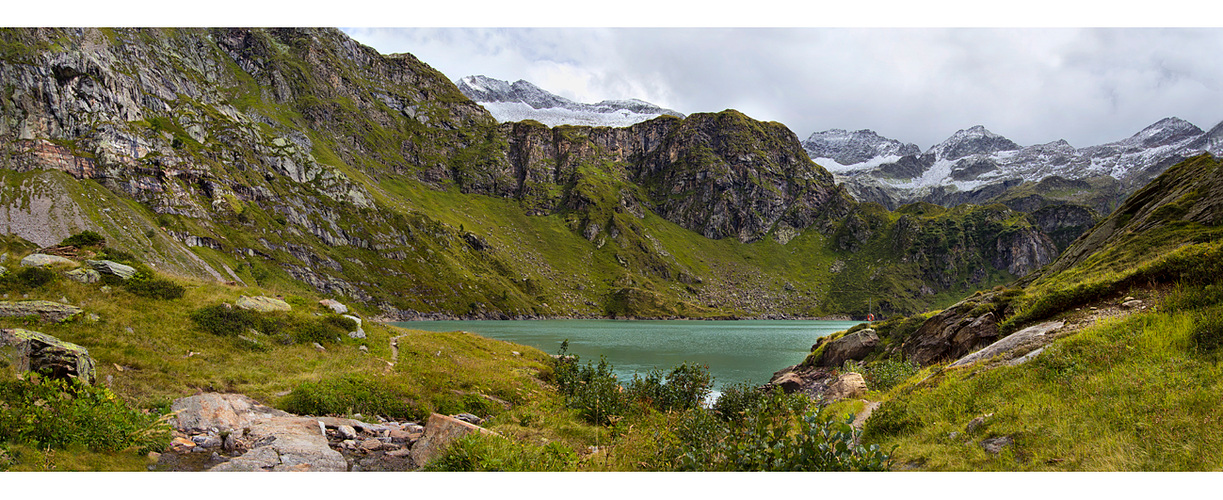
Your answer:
0,27 -> 1057,319
854,154 -> 1223,470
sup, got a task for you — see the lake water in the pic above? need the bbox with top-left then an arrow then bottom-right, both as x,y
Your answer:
389,319 -> 860,394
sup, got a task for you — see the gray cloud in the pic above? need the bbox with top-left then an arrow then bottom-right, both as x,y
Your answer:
343,27 -> 1223,149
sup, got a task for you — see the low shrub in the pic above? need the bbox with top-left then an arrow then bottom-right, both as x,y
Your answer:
711,380 -> 767,422
93,249 -> 136,265
626,362 -> 713,413
122,273 -> 185,300
848,358 -> 920,392
280,374 -> 423,421
59,231 -> 105,249
2,266 -> 56,291
0,375 -> 168,454
189,305 -> 263,337
672,389 -> 892,471
189,305 -> 352,346
1191,306 -> 1223,355
554,340 -> 713,425
422,432 -> 577,471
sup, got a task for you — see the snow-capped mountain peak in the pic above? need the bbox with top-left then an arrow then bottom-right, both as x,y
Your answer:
802,128 -> 920,169
927,125 -> 1021,162
1118,116 -> 1203,149
814,117 -> 1216,211
457,75 -> 684,128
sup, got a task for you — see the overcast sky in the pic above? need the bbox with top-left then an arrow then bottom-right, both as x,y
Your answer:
341,27 -> 1223,150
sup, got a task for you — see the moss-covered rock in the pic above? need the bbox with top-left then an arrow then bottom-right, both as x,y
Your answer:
0,327 -> 96,384
235,295 -> 292,312
0,300 -> 83,322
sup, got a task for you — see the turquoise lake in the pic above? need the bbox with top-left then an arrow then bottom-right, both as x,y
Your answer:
389,319 -> 860,394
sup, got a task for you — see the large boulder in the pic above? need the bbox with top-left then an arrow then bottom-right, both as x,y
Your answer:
343,314 -> 365,339
170,393 -> 288,434
824,372 -> 869,401
209,416 -> 347,472
319,299 -> 348,314
20,253 -> 77,268
409,413 -> 498,468
814,328 -> 880,367
65,268 -> 101,284
235,296 -> 291,312
0,300 -> 83,322
0,328 -> 96,384
766,365 -> 866,402
949,320 -> 1064,368
901,294 -> 1001,366
167,393 -> 346,472
87,260 -> 138,280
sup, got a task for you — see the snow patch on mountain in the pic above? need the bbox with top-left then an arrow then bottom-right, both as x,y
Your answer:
457,75 -> 684,128
810,117 -> 1217,206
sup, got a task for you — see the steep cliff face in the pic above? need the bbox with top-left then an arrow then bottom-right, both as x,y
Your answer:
0,27 -> 1059,319
634,110 -> 852,242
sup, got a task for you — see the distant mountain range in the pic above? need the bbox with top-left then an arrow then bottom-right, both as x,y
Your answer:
459,75 -> 1222,215
456,75 -> 685,128
805,118 -> 1223,212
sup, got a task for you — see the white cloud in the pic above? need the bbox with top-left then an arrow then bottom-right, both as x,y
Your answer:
343,27 -> 1223,150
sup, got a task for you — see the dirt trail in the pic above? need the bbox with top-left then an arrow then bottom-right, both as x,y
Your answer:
385,334 -> 409,371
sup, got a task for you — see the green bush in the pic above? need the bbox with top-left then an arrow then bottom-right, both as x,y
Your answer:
711,381 -> 766,422
422,433 -> 577,471
122,274 -> 185,300
626,362 -> 713,413
93,249 -> 136,265
190,305 -> 351,346
59,231 -> 105,249
1191,306 -> 1223,355
671,389 -> 892,471
189,305 -> 263,337
850,358 -> 920,392
553,341 -> 713,425
3,266 -> 56,291
280,374 -> 423,421
0,375 -> 168,454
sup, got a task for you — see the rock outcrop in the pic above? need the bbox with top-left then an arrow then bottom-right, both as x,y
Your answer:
767,365 -> 871,402
409,413 -> 499,468
0,300 -> 83,322
235,296 -> 291,312
0,328 -> 96,384
812,328 -> 879,367
948,320 -> 1064,368
20,253 -> 76,267
87,259 -> 137,279
901,294 -> 1002,366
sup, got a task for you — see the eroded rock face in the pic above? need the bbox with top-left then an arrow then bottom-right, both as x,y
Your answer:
901,294 -> 1001,366
0,328 -> 96,384
813,328 -> 879,367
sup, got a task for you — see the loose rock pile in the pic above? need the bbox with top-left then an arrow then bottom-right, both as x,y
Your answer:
160,392 -> 494,472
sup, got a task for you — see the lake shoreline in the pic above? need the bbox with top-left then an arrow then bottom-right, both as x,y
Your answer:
386,319 -> 864,390
374,312 -> 859,323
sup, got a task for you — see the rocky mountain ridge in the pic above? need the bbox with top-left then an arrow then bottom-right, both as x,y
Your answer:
0,27 -> 1057,319
808,118 -> 1220,214
457,75 -> 685,128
